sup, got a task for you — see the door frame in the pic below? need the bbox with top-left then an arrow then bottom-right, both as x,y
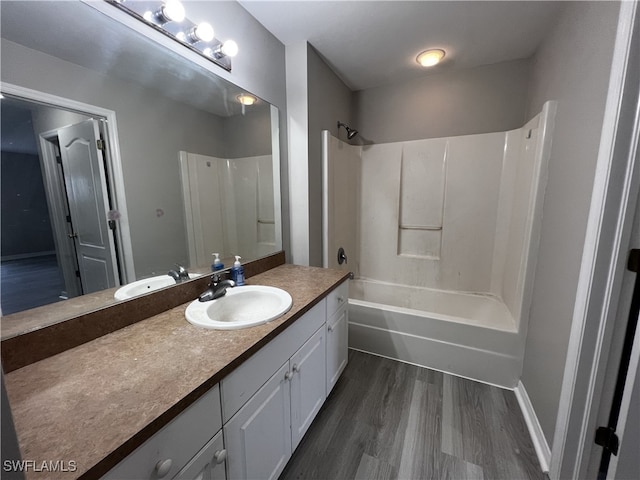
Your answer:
549,2 -> 639,479
38,128 -> 83,299
1,82 -> 136,284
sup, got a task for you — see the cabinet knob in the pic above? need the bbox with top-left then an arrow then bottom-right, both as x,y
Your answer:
337,296 -> 345,303
328,325 -> 335,332
155,459 -> 172,478
284,371 -> 293,381
292,364 -> 300,373
214,449 -> 227,464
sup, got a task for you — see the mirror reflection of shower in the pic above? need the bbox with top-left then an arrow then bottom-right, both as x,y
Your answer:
337,121 -> 358,140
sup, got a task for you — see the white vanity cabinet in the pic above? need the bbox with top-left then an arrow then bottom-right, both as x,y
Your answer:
326,281 -> 349,394
102,385 -> 223,480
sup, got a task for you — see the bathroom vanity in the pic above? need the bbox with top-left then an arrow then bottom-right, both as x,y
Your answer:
2,259 -> 349,480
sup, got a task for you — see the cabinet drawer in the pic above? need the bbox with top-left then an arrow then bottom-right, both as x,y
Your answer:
173,429 -> 226,480
102,385 -> 221,480
326,280 -> 348,318
221,300 -> 326,422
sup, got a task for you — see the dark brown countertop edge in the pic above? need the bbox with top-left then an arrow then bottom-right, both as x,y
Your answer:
80,268 -> 351,479
1,251 -> 286,373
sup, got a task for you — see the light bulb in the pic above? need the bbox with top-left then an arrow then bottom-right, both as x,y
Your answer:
160,0 -> 185,23
221,40 -> 238,58
192,22 -> 214,43
237,94 -> 257,106
416,49 -> 445,67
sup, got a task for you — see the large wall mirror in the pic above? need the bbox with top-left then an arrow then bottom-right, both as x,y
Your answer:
0,1 -> 282,335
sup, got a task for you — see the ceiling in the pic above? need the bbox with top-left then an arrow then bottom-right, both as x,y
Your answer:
239,1 -> 564,91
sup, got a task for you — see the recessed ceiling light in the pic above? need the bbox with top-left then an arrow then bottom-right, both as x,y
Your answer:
237,94 -> 257,106
416,49 -> 445,67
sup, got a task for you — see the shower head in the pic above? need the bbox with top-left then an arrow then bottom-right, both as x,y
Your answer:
337,121 -> 358,140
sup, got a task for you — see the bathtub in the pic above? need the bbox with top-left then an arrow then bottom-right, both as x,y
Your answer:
348,278 -> 522,388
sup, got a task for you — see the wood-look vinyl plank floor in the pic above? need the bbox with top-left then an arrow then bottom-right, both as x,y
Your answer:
280,350 -> 547,480
0,255 -> 65,314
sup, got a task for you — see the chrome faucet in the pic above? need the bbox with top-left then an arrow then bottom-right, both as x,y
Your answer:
168,265 -> 190,284
198,273 -> 235,302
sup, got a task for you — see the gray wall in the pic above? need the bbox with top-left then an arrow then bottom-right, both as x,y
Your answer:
307,44 -> 355,267
354,58 -> 531,144
0,151 -> 55,258
224,107 -> 273,159
521,1 -> 621,444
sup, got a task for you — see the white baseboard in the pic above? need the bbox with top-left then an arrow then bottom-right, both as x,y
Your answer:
514,380 -> 551,473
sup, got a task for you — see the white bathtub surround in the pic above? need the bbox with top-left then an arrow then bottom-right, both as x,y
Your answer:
323,101 -> 556,388
180,151 -> 276,268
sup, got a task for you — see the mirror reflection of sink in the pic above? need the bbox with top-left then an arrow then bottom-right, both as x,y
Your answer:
114,273 -> 202,300
185,285 -> 293,330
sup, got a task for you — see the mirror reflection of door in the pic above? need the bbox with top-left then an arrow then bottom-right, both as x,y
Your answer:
55,119 -> 119,294
0,97 -> 120,315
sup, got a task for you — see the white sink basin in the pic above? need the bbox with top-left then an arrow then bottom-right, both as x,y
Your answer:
114,273 -> 201,300
185,285 -> 293,330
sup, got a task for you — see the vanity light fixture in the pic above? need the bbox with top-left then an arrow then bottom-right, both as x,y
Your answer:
107,0 -> 237,72
237,94 -> 257,106
416,49 -> 445,67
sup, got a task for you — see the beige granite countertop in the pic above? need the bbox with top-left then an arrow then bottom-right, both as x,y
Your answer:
4,264 -> 349,479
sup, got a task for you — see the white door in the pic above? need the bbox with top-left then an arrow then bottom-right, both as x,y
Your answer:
224,361 -> 292,480
327,305 -> 349,394
290,326 -> 327,449
57,119 -> 118,293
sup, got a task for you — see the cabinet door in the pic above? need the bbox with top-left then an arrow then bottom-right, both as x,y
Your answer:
290,326 -> 326,449
173,430 -> 226,480
224,361 -> 292,480
326,305 -> 349,394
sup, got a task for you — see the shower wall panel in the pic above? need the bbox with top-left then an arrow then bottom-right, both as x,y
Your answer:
398,139 -> 447,258
322,132 -> 361,275
359,132 -> 505,293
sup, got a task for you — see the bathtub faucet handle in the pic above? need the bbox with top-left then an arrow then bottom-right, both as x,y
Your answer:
337,247 -> 348,265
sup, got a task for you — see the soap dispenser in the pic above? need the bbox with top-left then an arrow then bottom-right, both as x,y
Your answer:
211,253 -> 224,271
231,255 -> 245,286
